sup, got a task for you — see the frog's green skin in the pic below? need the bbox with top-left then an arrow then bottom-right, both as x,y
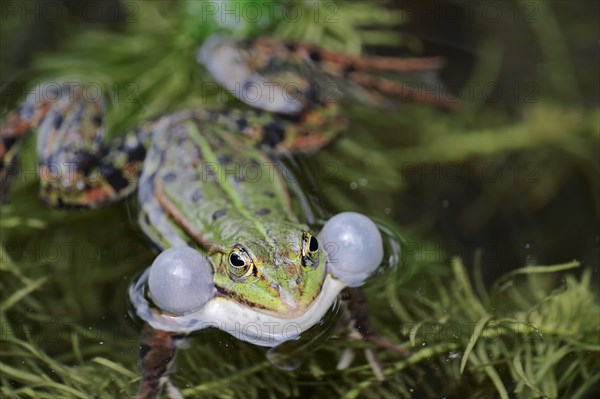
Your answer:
139,114 -> 328,317
0,35 -> 443,398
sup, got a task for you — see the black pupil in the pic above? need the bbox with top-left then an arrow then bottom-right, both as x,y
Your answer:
309,236 -> 319,252
230,253 -> 245,267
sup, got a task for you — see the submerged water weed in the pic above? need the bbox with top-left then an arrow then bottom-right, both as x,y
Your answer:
339,258 -> 599,399
3,235 -> 597,398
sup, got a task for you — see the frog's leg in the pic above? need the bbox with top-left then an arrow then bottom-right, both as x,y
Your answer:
200,35 -> 462,120
342,287 -> 410,356
1,83 -> 62,200
0,82 -> 150,207
199,36 -> 460,154
289,42 -> 462,111
338,287 -> 410,380
137,323 -> 186,399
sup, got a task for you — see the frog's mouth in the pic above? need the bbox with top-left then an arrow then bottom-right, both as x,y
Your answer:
213,282 -> 323,320
205,275 -> 347,346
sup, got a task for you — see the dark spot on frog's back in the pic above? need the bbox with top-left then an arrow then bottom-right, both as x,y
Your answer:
308,49 -> 322,62
284,41 -> 297,52
262,122 -> 285,147
163,172 -> 177,183
92,114 -> 103,127
213,209 -> 227,220
263,191 -> 275,198
52,113 -> 64,130
127,144 -> 146,162
191,190 -> 203,203
99,164 -> 129,191
73,150 -> 98,174
256,208 -> 271,216
236,118 -> 248,131
217,154 -> 232,164
343,64 -> 357,75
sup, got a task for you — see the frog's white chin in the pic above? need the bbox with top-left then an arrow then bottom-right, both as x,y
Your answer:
134,274 -> 346,347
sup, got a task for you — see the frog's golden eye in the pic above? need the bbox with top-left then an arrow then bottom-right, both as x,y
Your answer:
228,247 -> 255,280
302,232 -> 320,270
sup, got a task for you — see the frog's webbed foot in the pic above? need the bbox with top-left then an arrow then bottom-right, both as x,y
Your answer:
136,323 -> 186,399
337,287 -> 410,380
291,42 -> 463,111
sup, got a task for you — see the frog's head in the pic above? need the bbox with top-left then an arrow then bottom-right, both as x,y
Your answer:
213,225 -> 327,318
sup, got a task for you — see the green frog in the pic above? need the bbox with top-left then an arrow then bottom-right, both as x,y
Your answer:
1,35 -> 454,398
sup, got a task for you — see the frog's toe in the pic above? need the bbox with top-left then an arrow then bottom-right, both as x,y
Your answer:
336,347 -> 356,370
367,334 -> 411,357
165,381 -> 184,399
319,212 -> 384,286
365,348 -> 386,381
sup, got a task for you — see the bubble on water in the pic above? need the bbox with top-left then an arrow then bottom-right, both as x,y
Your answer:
266,346 -> 303,371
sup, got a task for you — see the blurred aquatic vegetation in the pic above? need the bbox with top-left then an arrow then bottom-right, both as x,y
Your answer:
3,234 -> 598,398
312,102 -> 599,228
1,0 -> 598,398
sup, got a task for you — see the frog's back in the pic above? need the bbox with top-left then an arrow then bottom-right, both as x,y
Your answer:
138,112 -> 299,250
